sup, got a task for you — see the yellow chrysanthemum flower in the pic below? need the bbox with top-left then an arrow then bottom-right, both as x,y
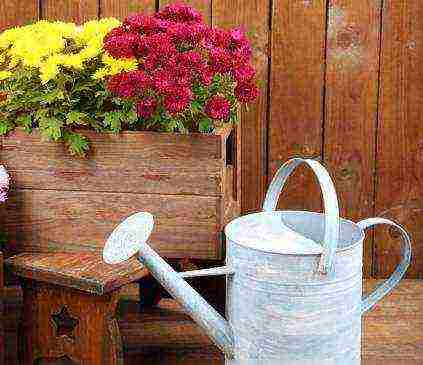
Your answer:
76,18 -> 121,46
60,54 -> 84,69
0,18 -> 122,82
0,70 -> 12,80
39,55 -> 61,84
92,55 -> 138,80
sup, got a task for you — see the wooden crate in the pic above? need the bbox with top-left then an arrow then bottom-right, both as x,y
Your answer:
0,125 -> 241,260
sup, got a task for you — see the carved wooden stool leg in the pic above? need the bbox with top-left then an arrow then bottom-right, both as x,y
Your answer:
19,279 -> 123,365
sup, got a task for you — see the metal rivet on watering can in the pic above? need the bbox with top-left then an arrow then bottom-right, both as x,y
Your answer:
103,158 -> 412,365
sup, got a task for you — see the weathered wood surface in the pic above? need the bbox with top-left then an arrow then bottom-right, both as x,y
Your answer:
268,0 -> 326,213
375,1 -> 423,279
2,280 -> 423,364
324,0 -> 382,277
1,1 -> 423,277
100,0 -> 156,18
41,0 -> 99,23
20,280 -> 122,364
2,128 -> 225,196
213,0 -> 269,214
122,279 -> 423,364
1,127 -> 239,260
2,189 -> 221,259
5,253 -> 148,295
0,0 -> 38,31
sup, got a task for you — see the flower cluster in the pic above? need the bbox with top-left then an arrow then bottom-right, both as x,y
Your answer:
0,18 -> 142,156
0,19 -> 123,83
0,165 -> 10,203
103,3 -> 259,131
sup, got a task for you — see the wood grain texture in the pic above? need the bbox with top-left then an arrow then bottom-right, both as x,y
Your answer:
100,0 -> 156,18
213,0 -> 269,213
41,0 -> 99,22
268,0 -> 326,213
2,189 -> 223,259
19,280 -> 122,364
1,127 -> 238,261
362,280 -> 423,363
159,0 -> 211,25
375,1 -> 423,278
0,0 -> 39,31
324,0 -> 382,277
2,280 -> 423,364
6,253 -> 149,295
2,128 -> 226,196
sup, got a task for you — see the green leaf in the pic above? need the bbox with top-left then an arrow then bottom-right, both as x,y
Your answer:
42,89 -> 65,103
191,100 -> 203,113
66,111 -> 88,125
38,116 -> 62,141
199,117 -> 213,133
16,114 -> 32,132
125,109 -> 138,124
63,131 -> 89,156
103,111 -> 123,133
0,118 -> 14,135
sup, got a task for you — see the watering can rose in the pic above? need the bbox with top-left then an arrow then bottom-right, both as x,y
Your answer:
103,3 -> 259,131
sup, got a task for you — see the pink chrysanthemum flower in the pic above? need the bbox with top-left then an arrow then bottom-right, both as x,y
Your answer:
163,86 -> 193,115
235,81 -> 259,103
209,48 -> 233,73
232,64 -> 256,82
205,96 -> 231,120
137,97 -> 157,119
104,32 -> 139,59
102,4 -> 259,130
124,14 -> 169,34
156,3 -> 203,23
107,70 -> 151,98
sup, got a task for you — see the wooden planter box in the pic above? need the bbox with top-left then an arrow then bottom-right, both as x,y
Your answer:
0,125 -> 240,260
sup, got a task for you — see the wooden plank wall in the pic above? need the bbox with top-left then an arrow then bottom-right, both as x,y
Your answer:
0,0 -> 422,278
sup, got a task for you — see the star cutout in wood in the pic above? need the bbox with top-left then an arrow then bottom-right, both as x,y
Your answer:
51,306 -> 79,339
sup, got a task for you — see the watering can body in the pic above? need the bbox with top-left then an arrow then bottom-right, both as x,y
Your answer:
224,212 -> 366,364
103,158 -> 411,365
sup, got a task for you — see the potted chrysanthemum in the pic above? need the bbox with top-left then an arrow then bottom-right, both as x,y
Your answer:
0,3 -> 258,262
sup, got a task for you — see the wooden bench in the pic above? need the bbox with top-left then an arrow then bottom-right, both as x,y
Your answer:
5,252 -> 148,364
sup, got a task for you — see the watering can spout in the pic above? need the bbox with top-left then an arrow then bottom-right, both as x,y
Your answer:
102,212 -> 235,359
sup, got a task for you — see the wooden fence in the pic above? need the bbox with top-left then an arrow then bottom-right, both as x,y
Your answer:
0,0 -> 422,279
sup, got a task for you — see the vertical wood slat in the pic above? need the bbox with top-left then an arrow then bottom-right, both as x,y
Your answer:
268,0 -> 327,214
40,0 -> 99,22
375,1 -> 423,278
100,0 -> 156,18
324,0 -> 382,277
0,0 -> 39,31
213,0 -> 270,213
159,1 -> 211,25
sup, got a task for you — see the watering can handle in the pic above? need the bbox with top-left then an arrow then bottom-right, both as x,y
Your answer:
358,218 -> 412,314
263,158 -> 340,274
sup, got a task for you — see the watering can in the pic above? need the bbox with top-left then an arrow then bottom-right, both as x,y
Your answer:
103,158 -> 412,364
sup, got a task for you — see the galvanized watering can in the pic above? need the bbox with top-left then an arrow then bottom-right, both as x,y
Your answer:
103,158 -> 412,364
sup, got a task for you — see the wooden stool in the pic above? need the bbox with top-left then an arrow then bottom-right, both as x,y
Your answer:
6,252 -> 148,365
